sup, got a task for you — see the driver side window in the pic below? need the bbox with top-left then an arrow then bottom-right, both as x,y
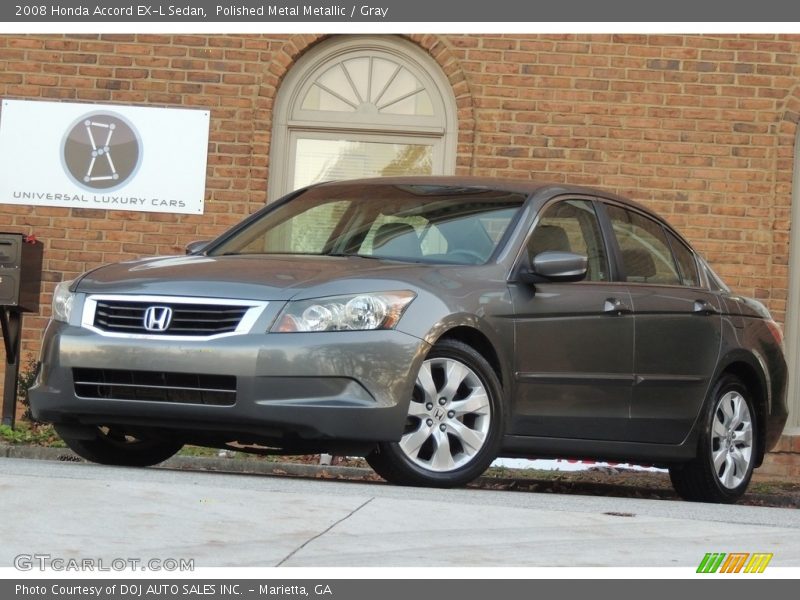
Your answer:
527,200 -> 609,282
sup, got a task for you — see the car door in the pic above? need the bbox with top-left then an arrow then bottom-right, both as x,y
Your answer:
509,198 -> 635,440
602,203 -> 722,444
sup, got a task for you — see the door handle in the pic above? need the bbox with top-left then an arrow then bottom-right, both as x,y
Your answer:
603,298 -> 631,315
693,299 -> 717,315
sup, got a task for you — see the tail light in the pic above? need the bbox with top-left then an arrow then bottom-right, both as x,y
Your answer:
766,319 -> 784,349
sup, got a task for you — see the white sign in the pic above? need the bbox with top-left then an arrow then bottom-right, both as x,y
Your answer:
0,99 -> 210,215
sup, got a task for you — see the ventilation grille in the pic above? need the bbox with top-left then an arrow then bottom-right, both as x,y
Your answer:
73,368 -> 236,406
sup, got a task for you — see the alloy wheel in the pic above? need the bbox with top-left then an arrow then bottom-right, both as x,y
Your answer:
710,391 -> 754,489
399,356 -> 491,472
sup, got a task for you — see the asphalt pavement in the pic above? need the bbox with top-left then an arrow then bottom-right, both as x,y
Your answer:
1,456 -> 799,568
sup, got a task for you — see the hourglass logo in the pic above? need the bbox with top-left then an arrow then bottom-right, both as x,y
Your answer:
61,111 -> 142,192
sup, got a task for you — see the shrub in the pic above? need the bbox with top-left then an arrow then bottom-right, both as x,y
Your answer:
16,357 -> 40,422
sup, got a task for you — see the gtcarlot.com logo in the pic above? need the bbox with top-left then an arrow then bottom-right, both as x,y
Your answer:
14,553 -> 194,572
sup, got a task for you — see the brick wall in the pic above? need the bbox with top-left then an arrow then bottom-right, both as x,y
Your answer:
755,435 -> 800,480
1,33 -> 800,432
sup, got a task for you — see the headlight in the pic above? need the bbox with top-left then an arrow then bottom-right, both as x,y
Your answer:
52,280 -> 75,323
272,291 -> 415,333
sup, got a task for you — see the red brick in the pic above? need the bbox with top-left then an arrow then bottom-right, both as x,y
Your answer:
0,33 -> 798,416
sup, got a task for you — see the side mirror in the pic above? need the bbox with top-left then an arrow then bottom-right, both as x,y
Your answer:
185,240 -> 211,255
527,251 -> 588,282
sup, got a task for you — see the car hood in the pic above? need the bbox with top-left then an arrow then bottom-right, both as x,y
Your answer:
74,254 -> 443,301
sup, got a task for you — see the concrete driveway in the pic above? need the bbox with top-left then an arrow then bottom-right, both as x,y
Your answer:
1,457 -> 799,568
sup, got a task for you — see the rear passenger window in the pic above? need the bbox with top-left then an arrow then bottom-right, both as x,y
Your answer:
606,205 -> 681,285
666,230 -> 700,287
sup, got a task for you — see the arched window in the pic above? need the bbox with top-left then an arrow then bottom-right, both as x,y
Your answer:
268,36 -> 457,200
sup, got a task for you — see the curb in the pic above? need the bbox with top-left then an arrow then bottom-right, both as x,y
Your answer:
0,444 -> 376,479
2,444 -> 798,508
164,454 -> 376,479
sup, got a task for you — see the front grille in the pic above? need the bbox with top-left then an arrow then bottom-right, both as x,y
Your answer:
73,368 -> 237,406
93,300 -> 249,336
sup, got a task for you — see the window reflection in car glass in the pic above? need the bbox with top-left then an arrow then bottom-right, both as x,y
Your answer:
528,200 -> 608,281
606,205 -> 680,285
665,229 -> 700,287
211,184 -> 525,265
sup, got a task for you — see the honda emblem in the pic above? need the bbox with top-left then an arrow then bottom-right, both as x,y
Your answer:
143,306 -> 173,332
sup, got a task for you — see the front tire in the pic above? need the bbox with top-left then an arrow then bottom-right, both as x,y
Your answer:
55,424 -> 183,467
367,339 -> 505,487
669,374 -> 757,503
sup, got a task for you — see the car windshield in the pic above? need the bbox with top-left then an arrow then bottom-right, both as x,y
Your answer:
210,183 -> 526,265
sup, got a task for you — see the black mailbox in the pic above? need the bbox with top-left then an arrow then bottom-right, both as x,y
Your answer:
0,233 -> 43,312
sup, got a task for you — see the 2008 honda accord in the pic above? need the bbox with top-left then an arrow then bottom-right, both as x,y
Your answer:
30,177 -> 788,503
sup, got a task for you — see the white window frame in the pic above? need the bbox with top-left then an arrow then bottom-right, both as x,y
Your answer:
782,128 -> 800,434
268,36 -> 457,201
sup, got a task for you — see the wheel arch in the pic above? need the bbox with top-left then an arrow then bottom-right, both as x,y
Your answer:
715,352 -> 770,467
425,318 -> 510,394
369,323 -> 508,488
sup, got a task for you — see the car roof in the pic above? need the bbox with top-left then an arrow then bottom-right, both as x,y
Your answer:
312,176 -> 665,225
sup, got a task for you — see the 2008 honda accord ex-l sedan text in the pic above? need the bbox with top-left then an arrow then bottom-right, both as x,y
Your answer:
30,177 -> 788,503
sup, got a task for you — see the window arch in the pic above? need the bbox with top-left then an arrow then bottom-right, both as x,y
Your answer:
268,36 -> 458,200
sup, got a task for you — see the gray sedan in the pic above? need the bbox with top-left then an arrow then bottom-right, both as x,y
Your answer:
30,177 -> 788,503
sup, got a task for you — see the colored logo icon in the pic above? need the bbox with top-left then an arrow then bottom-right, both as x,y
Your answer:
697,552 -> 773,573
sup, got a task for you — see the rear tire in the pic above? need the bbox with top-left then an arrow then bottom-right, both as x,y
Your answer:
367,339 -> 504,487
669,374 -> 757,503
55,424 -> 183,467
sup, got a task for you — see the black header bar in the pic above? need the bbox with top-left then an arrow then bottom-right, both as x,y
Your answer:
3,0 -> 800,22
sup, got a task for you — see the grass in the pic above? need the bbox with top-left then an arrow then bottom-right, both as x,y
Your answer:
0,422 -> 65,447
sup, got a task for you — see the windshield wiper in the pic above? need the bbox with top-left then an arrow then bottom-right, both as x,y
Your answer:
324,252 -> 383,260
325,252 -> 427,264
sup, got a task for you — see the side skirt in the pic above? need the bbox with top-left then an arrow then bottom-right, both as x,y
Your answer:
500,432 -> 698,466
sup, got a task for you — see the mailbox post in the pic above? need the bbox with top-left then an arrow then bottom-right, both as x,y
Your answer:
0,233 -> 43,428
1,308 -> 22,427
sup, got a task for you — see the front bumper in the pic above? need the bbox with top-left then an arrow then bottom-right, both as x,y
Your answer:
30,320 -> 429,445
